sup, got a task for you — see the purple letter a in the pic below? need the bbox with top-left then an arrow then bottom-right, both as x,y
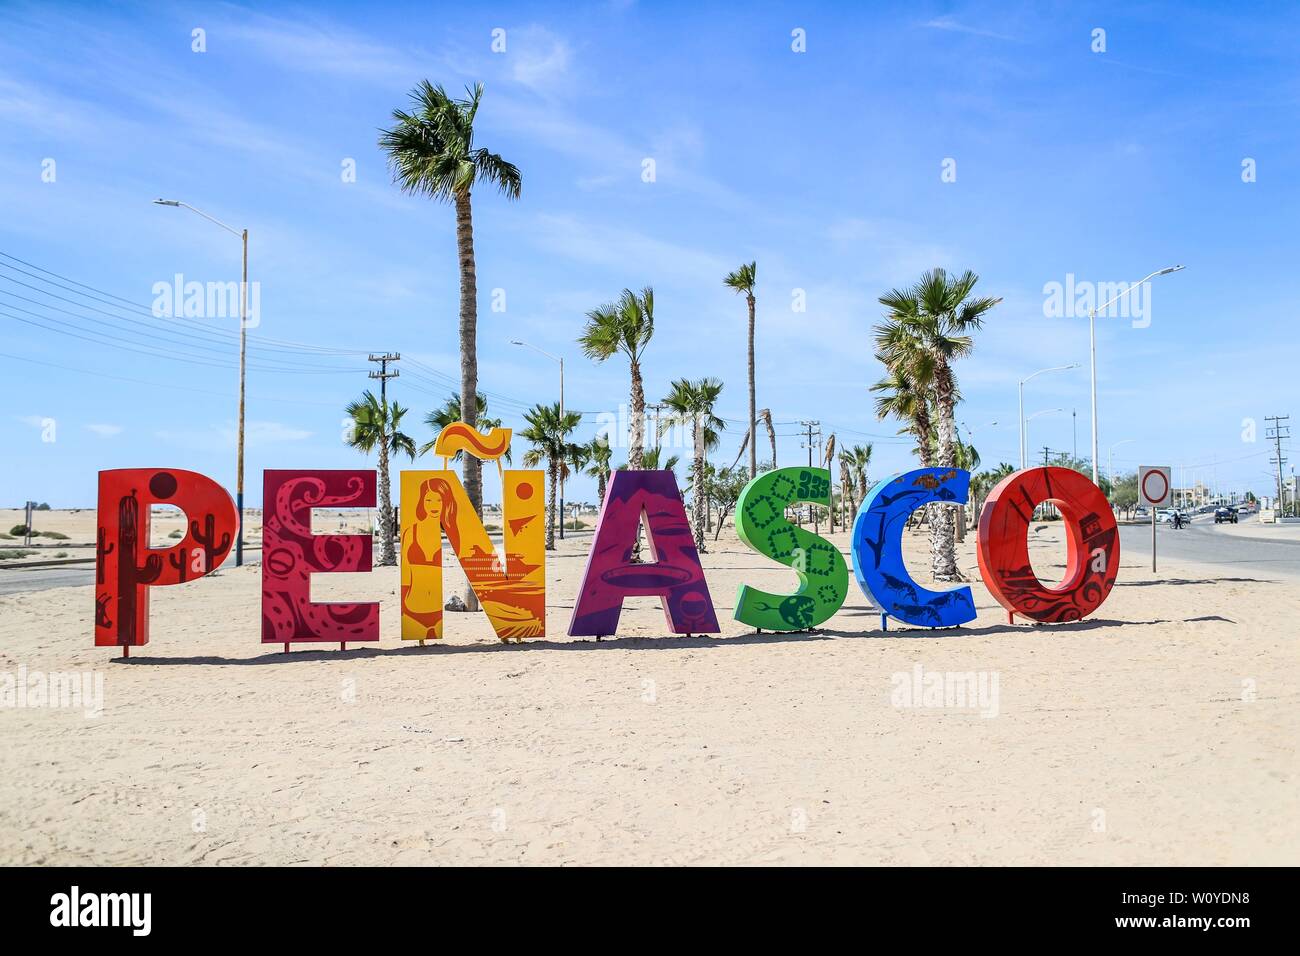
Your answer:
568,470 -> 720,637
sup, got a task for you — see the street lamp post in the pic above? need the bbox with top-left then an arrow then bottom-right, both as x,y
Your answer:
1086,265 -> 1185,486
511,340 -> 565,538
1025,408 -> 1064,465
153,199 -> 249,567
1018,365 -> 1078,469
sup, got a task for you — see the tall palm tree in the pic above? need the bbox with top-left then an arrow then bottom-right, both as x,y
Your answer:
758,407 -> 777,470
519,402 -> 582,550
579,287 -> 654,469
877,268 -> 1000,580
662,377 -> 725,552
380,81 -> 521,604
724,261 -> 758,478
345,390 -> 417,566
849,443 -> 873,514
581,436 -> 614,503
420,392 -> 507,460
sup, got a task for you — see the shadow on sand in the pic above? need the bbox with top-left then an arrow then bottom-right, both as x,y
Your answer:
113,610 -> 1236,664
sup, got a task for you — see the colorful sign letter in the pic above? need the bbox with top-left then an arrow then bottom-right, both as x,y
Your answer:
977,466 -> 1119,623
851,468 -> 976,628
733,467 -> 848,631
400,469 -> 545,641
569,469 -> 719,637
95,468 -> 237,650
261,469 -> 379,646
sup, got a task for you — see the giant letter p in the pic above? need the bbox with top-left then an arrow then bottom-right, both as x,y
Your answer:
95,468 -> 238,651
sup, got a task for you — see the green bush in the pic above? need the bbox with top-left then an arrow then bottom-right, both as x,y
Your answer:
9,525 -> 29,536
0,549 -> 35,560
40,530 -> 69,540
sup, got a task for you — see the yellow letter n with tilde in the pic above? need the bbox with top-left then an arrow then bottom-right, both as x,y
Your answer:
400,423 -> 546,642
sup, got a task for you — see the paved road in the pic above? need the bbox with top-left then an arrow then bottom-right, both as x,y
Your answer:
1117,514 -> 1300,579
0,565 -> 96,596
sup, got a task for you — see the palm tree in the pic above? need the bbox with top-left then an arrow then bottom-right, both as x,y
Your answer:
420,392 -> 507,460
345,390 -> 417,566
581,436 -> 614,503
878,269 -> 1000,580
380,80 -> 521,604
823,432 -> 837,532
519,402 -> 582,550
662,377 -> 726,551
758,407 -> 777,470
724,261 -> 758,478
849,443 -> 873,514
617,447 -> 680,472
838,450 -> 855,526
579,287 -> 654,469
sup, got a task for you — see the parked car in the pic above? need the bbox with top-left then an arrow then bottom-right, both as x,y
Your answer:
1214,506 -> 1238,524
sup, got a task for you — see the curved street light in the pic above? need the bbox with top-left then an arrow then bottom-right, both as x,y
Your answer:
1018,365 -> 1078,468
153,199 -> 250,567
1088,265 -> 1185,484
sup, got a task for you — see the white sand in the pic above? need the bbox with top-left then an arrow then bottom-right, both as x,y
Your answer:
1,518 -> 1296,865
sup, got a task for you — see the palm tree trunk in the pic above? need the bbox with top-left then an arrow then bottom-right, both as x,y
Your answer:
454,189 -> 480,609
762,409 -> 777,470
628,358 -> 645,470
545,460 -> 557,551
597,470 -> 607,505
377,431 -> 395,566
932,365 -> 960,581
747,294 -> 756,478
693,421 -> 706,552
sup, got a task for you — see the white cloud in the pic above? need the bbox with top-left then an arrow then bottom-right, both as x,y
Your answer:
922,17 -> 1018,41
507,26 -> 572,92
85,423 -> 123,437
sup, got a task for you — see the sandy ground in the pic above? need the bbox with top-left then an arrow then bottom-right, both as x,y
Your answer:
0,517 -> 1296,866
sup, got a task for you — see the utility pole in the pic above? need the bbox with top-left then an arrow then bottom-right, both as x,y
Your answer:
1072,408 -> 1077,463
801,420 -> 821,533
369,354 -> 401,540
368,353 -> 401,405
1266,415 -> 1290,516
647,402 -> 665,450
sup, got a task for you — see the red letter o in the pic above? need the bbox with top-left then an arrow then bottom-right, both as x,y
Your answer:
977,467 -> 1119,623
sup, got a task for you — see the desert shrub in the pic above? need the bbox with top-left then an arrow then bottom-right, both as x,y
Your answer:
9,525 -> 29,536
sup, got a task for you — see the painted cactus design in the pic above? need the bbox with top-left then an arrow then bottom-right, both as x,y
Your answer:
95,469 -> 238,648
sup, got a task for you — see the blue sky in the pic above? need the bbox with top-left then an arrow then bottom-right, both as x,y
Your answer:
3,0 -> 1297,507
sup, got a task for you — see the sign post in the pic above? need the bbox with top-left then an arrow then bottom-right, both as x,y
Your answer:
1139,465 -> 1171,572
